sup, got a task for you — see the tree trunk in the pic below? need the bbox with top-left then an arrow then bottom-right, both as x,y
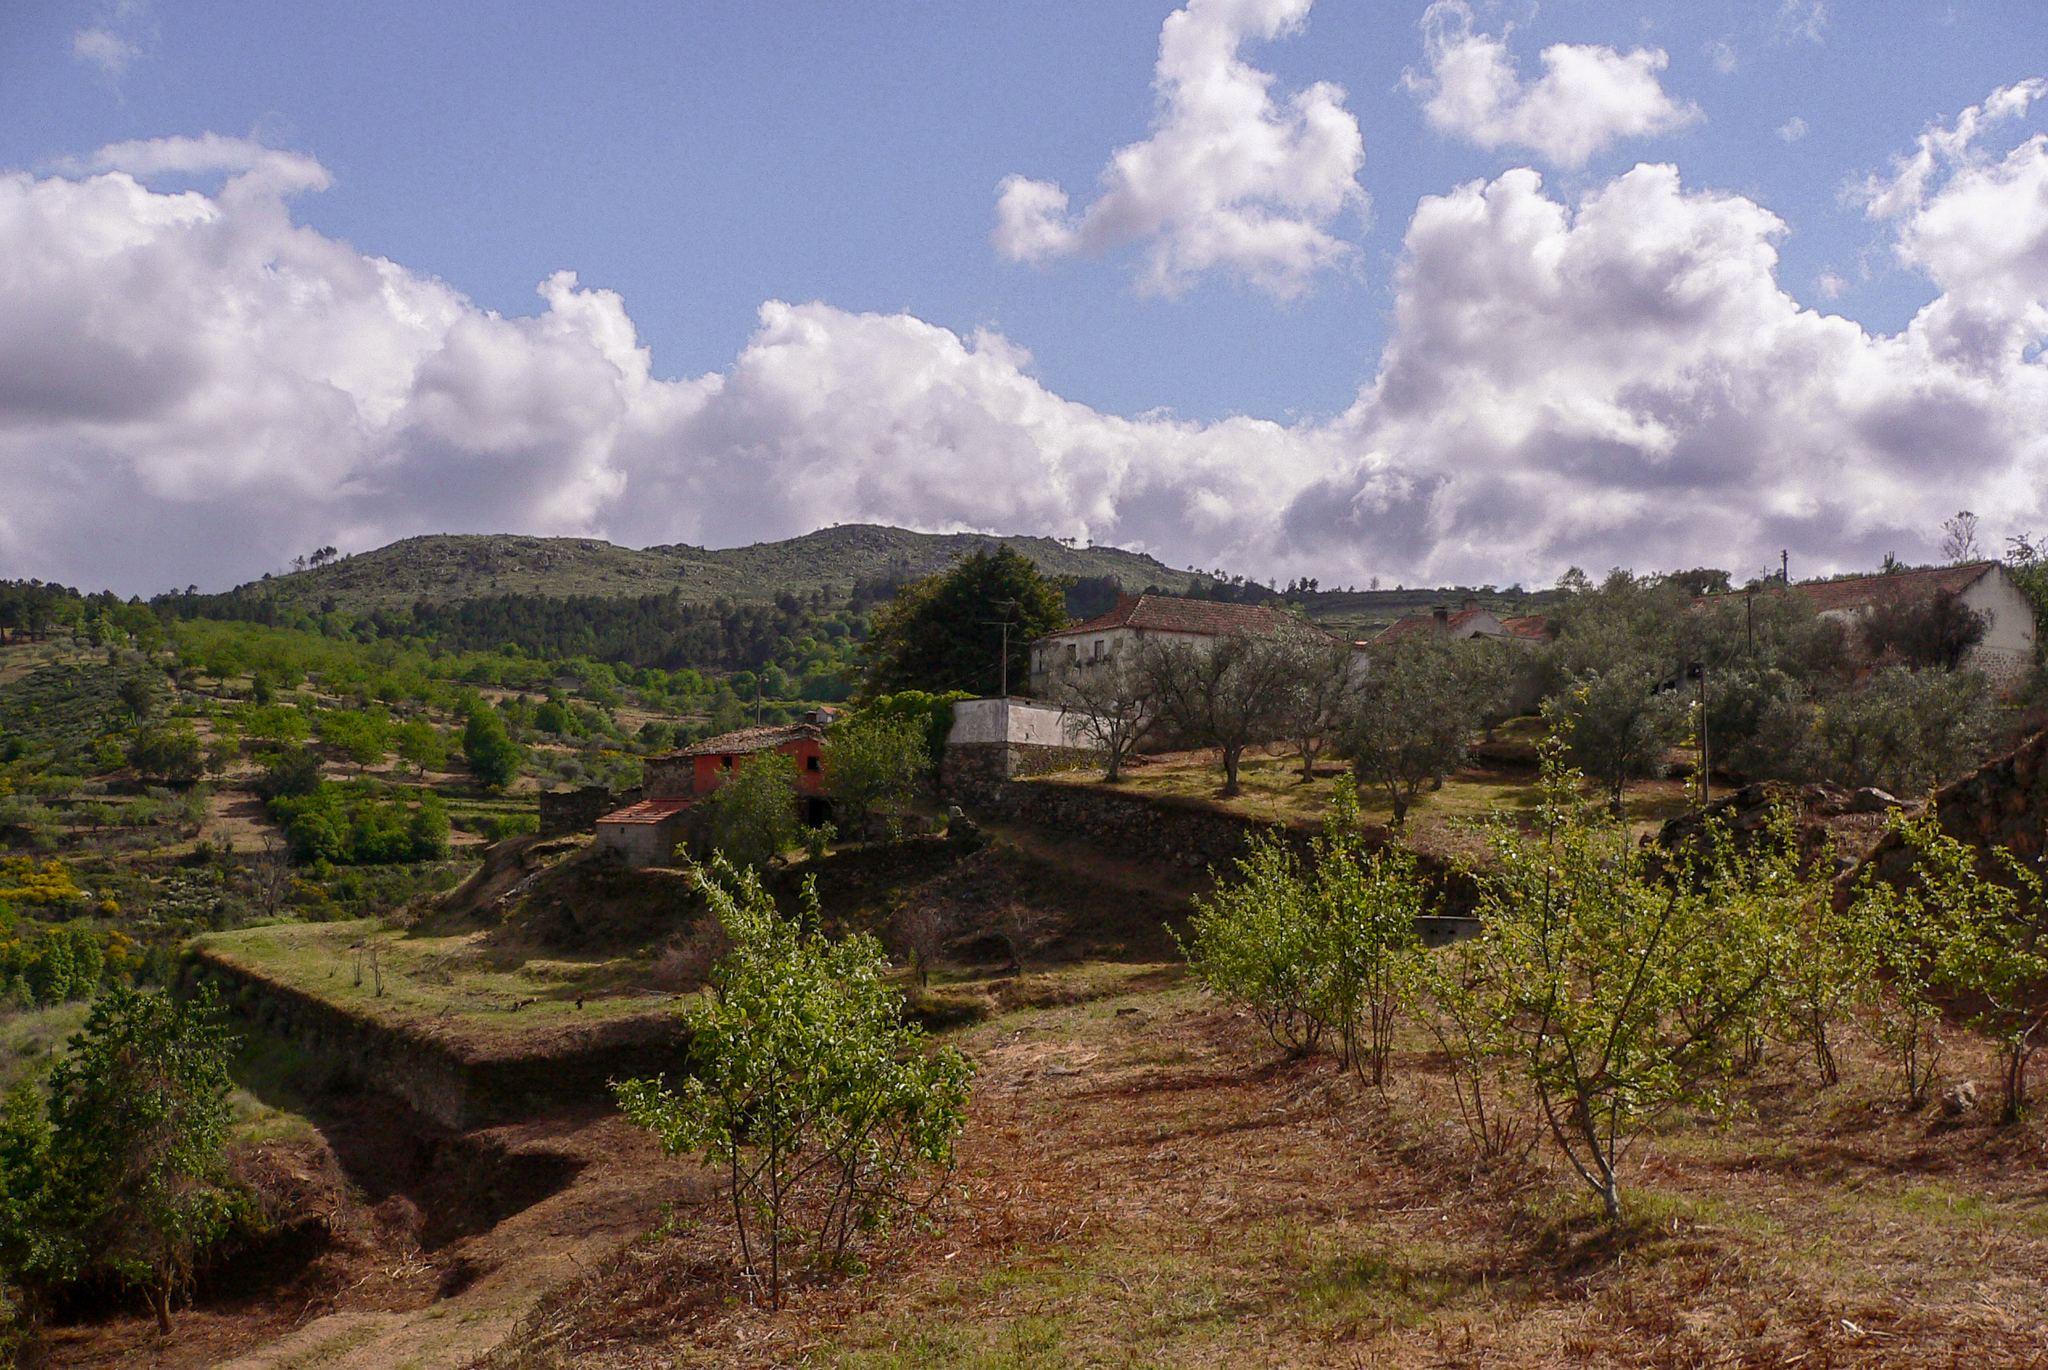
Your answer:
1220,746 -> 1243,797
149,1283 -> 172,1336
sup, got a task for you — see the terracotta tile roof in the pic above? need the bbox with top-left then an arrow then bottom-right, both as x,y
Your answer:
665,721 -> 825,759
1792,562 -> 1995,615
1370,606 -> 1493,645
1499,615 -> 1553,641
597,797 -> 694,825
1039,593 -> 1333,642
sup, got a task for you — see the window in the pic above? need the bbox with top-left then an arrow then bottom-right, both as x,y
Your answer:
805,755 -> 821,772
1065,643 -> 1077,663
721,756 -> 735,770
1092,639 -> 1104,660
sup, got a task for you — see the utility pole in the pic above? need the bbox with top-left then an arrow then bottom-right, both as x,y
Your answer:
982,598 -> 1021,699
1781,549 -> 1789,586
1697,661 -> 1709,811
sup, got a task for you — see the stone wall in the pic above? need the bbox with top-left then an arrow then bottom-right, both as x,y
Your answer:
1858,728 -> 2048,887
941,741 -> 1100,803
185,950 -> 690,1130
538,784 -> 642,839
961,773 -> 1483,918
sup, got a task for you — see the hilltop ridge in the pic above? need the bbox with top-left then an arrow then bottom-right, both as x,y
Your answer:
211,526 -> 1208,615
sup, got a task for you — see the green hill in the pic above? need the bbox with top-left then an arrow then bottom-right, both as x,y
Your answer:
214,526 -> 1207,615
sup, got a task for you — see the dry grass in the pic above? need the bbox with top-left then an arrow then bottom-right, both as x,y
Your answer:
193,919 -> 697,1043
481,975 -> 2048,1369
1037,748 -> 1697,866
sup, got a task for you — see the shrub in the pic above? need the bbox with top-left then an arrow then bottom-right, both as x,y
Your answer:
269,784 -> 449,866
614,860 -> 972,1306
703,752 -> 800,872
1181,788 -> 1426,1083
1460,743 -> 1789,1221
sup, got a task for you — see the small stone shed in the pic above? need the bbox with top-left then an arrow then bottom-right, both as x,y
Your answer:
940,697 -> 1099,803
590,797 -> 694,868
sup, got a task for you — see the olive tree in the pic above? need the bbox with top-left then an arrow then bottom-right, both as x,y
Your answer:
1139,633 -> 1299,796
614,860 -> 972,1306
1272,636 -> 1362,782
1339,639 -> 1495,826
1543,660 -> 1684,815
1047,650 -> 1155,782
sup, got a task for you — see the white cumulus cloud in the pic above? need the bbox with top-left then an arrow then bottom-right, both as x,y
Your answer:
7,96 -> 2048,598
992,0 -> 1366,300
1405,1 -> 1702,169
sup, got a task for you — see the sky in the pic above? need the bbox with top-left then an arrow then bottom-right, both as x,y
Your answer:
2,0 -> 2046,596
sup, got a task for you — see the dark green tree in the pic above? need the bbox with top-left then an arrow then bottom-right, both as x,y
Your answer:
127,725 -> 204,784
40,987 -> 242,1334
858,548 -> 1068,699
704,752 -> 802,871
462,708 -> 525,790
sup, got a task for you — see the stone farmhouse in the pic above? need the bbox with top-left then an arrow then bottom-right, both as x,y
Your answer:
1027,593 -> 1359,696
594,709 -> 835,866
1790,562 -> 2035,688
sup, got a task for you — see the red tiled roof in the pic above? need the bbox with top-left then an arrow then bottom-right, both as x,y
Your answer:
1370,606 -> 1495,645
1792,562 -> 1995,615
597,797 -> 693,826
1499,615 -> 1552,641
1039,593 -> 1333,643
664,721 -> 825,759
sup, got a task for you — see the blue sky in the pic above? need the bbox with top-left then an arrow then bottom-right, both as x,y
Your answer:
3,1 -> 2047,593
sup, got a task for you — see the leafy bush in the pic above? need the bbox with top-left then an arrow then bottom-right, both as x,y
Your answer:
268,784 -> 449,865
703,752 -> 800,872
614,860 -> 971,1306
1852,810 -> 2048,1121
1181,788 -> 1425,1083
4,986 -> 244,1334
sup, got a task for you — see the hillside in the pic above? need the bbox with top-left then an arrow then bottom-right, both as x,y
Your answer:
206,526 -> 1208,615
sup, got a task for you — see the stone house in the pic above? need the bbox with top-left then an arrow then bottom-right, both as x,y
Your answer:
595,709 -> 837,867
1027,593 -> 1355,696
1790,562 -> 2035,688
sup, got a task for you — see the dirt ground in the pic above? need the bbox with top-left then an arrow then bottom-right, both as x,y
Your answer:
36,1104 -> 684,1370
33,967 -> 2048,1369
477,981 -> 2048,1369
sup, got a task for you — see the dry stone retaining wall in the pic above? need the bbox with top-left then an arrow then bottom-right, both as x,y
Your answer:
184,951 -> 689,1130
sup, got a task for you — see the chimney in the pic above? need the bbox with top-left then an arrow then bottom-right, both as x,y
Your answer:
1433,606 -> 1449,626
1463,596 -> 1480,613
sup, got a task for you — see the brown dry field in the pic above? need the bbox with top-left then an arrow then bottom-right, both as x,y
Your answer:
476,977 -> 2048,1370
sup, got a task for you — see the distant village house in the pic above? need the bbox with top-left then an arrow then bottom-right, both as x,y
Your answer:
593,709 -> 835,867
1027,593 -> 1357,695
1790,561 -> 2034,687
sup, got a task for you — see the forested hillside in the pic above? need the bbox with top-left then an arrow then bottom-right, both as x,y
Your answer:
174,525 -> 1210,616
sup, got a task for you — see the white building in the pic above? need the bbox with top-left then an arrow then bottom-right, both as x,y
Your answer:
1026,593 -> 1354,695
1792,561 -> 2035,688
